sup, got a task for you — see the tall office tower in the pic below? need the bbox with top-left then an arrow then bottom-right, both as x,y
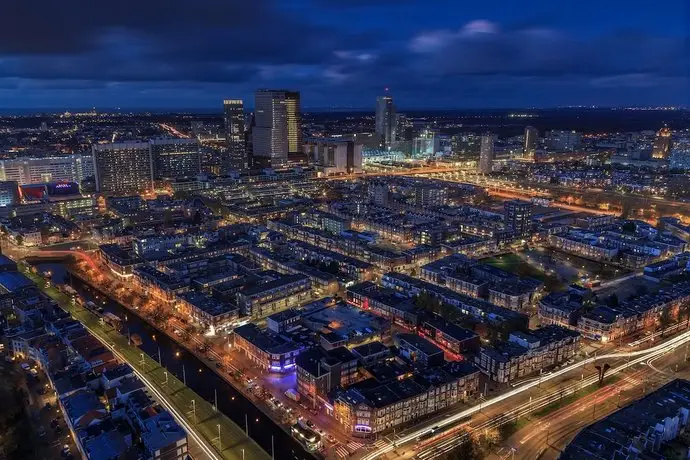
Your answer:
0,155 -> 93,185
396,113 -> 413,142
523,126 -> 538,161
245,112 -> 255,169
652,127 -> 672,159
150,138 -> 201,180
478,134 -> 495,174
223,99 -> 247,171
0,181 -> 19,207
504,200 -> 533,236
285,92 -> 303,154
375,95 -> 396,147
252,90 -> 302,167
92,141 -> 153,194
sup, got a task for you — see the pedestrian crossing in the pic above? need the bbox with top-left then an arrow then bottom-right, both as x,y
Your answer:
347,440 -> 366,452
334,439 -> 386,458
373,439 -> 388,450
335,445 -> 349,458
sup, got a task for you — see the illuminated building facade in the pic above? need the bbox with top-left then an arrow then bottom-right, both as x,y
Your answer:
652,127 -> 672,159
253,90 -> 302,167
150,138 -> 201,180
223,99 -> 247,171
478,133 -> 495,174
375,95 -> 396,147
93,141 -> 153,194
0,155 -> 93,186
523,126 -> 538,160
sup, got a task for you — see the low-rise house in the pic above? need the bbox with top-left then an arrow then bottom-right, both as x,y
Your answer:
177,291 -> 239,333
233,323 -> 305,373
476,326 -> 580,383
332,361 -> 479,436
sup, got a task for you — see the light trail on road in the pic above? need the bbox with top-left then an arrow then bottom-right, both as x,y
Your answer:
364,328 -> 690,460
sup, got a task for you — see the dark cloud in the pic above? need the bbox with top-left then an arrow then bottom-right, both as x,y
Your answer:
0,0 -> 687,108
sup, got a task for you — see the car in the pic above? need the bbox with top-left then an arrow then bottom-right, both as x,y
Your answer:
20,363 -> 31,372
326,434 -> 336,444
61,445 -> 71,457
55,426 -> 63,434
37,427 -> 46,438
305,419 -> 315,428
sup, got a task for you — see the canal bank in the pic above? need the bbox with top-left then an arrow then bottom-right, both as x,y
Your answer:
30,261 -> 313,460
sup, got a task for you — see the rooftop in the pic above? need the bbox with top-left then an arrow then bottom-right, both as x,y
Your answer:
0,271 -> 34,293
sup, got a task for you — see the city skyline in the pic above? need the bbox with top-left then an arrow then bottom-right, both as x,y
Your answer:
1,0 -> 688,109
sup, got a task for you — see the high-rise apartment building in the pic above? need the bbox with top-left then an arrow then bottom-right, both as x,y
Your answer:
545,130 -> 581,152
0,155 -> 94,185
150,138 -> 201,180
504,200 -> 533,236
523,126 -> 538,161
223,99 -> 247,171
375,95 -> 396,147
652,127 -> 672,159
252,90 -> 302,167
478,134 -> 495,174
93,142 -> 153,194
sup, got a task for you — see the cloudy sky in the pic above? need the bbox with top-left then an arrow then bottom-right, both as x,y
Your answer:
1,0 -> 688,109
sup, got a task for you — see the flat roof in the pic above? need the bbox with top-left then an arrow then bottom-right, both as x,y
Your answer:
0,271 -> 34,293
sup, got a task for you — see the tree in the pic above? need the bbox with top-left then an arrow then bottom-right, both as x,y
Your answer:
622,221 -> 637,234
150,309 -> 171,326
606,294 -> 619,308
192,210 -> 202,226
659,308 -> 672,335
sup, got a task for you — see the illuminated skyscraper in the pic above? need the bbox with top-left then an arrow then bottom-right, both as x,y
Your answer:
478,133 -> 495,174
285,92 -> 303,154
375,95 -> 396,147
223,99 -> 247,171
652,127 -> 672,159
523,126 -> 538,161
252,90 -> 302,167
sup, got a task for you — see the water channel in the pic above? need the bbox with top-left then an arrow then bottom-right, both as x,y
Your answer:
36,262 -> 313,460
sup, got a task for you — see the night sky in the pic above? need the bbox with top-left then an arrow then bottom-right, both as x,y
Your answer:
1,0 -> 688,109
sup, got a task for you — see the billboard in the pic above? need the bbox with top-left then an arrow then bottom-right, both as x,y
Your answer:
46,181 -> 80,196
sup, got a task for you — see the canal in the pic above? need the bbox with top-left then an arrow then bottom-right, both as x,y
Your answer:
36,262 -> 313,460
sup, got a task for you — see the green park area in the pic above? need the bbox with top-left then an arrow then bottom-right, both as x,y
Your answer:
21,266 -> 269,460
482,248 -> 627,292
